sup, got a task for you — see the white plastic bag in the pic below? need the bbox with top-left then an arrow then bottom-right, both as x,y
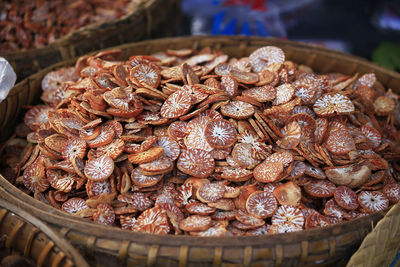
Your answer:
0,57 -> 17,103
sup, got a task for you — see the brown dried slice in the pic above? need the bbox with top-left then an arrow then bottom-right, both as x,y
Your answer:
220,167 -> 253,182
277,121 -> 301,149
325,127 -> 355,155
62,138 -> 87,161
235,209 -> 265,227
137,111 -> 169,125
177,149 -> 215,178
304,180 -> 336,198
325,163 -> 371,188
274,84 -> 294,105
120,215 -> 137,230
87,124 -> 115,148
133,207 -> 170,235
293,77 -> 317,104
382,183 -> 400,204
80,127 -> 101,141
128,146 -> 164,164
41,67 -> 76,92
130,64 -> 160,88
186,202 -> 216,215
84,155 -> 114,181
24,106 -> 52,131
23,162 -> 49,193
246,191 -> 278,218
304,164 -> 326,179
223,186 -> 241,198
229,69 -> 259,84
264,152 -> 293,167
231,143 -> 261,169
168,121 -> 188,139
220,76 -> 238,97
253,162 -> 283,183
273,181 -> 301,206
314,118 -> 328,144
44,134 -> 68,154
249,46 -> 285,72
242,85 -> 276,102
210,147 -> 231,160
305,213 -> 331,229
62,198 -> 89,214
181,85 -> 208,104
358,191 -> 389,213
157,136 -> 180,161
373,96 -> 396,116
197,183 -> 225,203
96,139 -> 125,159
204,119 -> 237,149
271,205 -> 304,229
334,186 -> 359,210
138,156 -> 173,175
86,179 -> 112,198
360,124 -> 381,149
212,211 -> 236,221
118,193 -> 153,211
93,203 -> 115,226
131,168 -> 163,187
220,101 -> 255,119
313,93 -> 355,116
179,215 -> 212,232
190,223 -> 227,237
160,90 -> 192,119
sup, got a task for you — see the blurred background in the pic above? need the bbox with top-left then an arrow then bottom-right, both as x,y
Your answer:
181,0 -> 400,71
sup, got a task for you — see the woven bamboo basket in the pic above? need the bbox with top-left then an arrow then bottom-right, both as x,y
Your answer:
0,197 -> 89,267
1,36 -> 400,267
0,0 -> 181,81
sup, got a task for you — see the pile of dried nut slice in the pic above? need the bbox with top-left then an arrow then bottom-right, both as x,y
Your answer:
1,45 -> 400,236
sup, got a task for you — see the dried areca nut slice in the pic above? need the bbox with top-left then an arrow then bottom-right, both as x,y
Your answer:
293,77 -> 317,104
80,127 -> 101,141
314,118 -> 328,144
232,220 -> 264,230
304,180 -> 336,198
220,101 -> 255,119
287,113 -> 316,133
325,164 -> 371,188
300,208 -> 319,220
168,121 -> 188,139
253,162 -> 283,183
197,183 -> 225,203
313,93 -> 355,116
186,115 -> 212,133
177,149 -> 215,178
204,119 -> 237,149
235,209 -> 265,226
96,139 -> 125,159
158,203 -> 185,231
220,167 -> 253,182
130,64 -> 160,88
118,193 -> 153,211
223,186 -> 240,198
44,134 -> 67,154
86,179 -> 113,198
334,186 -> 359,210
210,147 -> 231,160
186,202 -> 216,215
179,215 -> 212,232
382,183 -> 400,204
119,215 -> 137,230
23,162 -> 49,193
360,124 -> 381,149
269,223 -> 303,234
131,168 -> 163,187
273,181 -> 301,206
373,96 -> 396,116
274,84 -> 294,105
157,136 -> 180,161
242,85 -> 276,102
264,152 -> 293,167
62,138 -> 87,161
304,164 -> 326,179
128,146 -> 164,164
325,127 -> 355,155
84,155 -> 114,182
229,69 -> 259,84
138,157 -> 173,175
215,63 -> 234,76
24,106 -> 52,131
62,198 -> 89,214
212,210 -> 236,221
87,124 -> 115,148
185,126 -> 213,152
358,191 -> 389,213
246,191 -> 278,219
231,143 -> 261,169
160,90 -> 192,119
277,121 -> 301,149
190,223 -> 227,237
305,213 -> 331,229
133,207 -> 170,235
47,169 -> 77,192
323,199 -> 348,219
271,205 -> 304,229
246,224 -> 271,236
194,83 -> 222,95
48,160 -> 75,173
249,46 -> 285,72
176,183 -> 193,207
220,76 -> 238,97
41,67 -> 76,91
180,85 -> 208,104
207,198 -> 235,211
93,203 -> 115,225
288,161 -> 306,179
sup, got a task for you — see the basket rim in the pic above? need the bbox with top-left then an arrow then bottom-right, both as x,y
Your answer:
3,35 -> 398,245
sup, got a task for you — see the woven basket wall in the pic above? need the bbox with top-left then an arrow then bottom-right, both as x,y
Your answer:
1,36 -> 400,267
0,0 -> 181,81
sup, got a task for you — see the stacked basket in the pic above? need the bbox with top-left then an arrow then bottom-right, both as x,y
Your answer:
1,36 -> 400,267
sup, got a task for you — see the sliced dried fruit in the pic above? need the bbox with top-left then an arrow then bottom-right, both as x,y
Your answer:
271,205 -> 304,230
84,155 -> 114,181
62,198 -> 89,214
160,90 -> 192,119
128,146 -> 164,164
246,191 -> 278,218
242,85 -> 276,102
305,213 -> 331,229
358,191 -> 389,213
313,93 -> 355,116
334,186 -> 359,210
235,209 -> 265,227
274,84 -> 294,105
197,183 -> 225,203
131,168 -> 163,187
373,96 -> 396,116
205,119 -> 237,149
220,167 -> 252,182
220,101 -> 255,119
273,181 -> 301,206
249,46 -> 285,72
23,162 -> 49,193
179,215 -> 212,232
133,207 -> 170,235
186,202 -> 216,215
382,183 -> 400,204
177,149 -> 215,178
130,64 -> 160,88
360,124 -> 381,149
304,180 -> 336,198
253,162 -> 283,183
93,203 -> 115,225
